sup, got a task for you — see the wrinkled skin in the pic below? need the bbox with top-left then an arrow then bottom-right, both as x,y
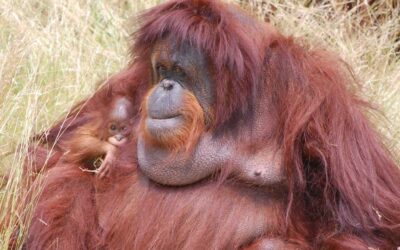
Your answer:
138,39 -> 284,187
25,1 -> 400,249
144,40 -> 213,138
138,133 -> 285,186
135,36 -> 291,248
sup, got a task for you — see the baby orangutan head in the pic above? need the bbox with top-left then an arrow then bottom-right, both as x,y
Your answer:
106,97 -> 135,146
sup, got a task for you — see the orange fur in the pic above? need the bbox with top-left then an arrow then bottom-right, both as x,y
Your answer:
23,0 -> 400,249
61,97 -> 134,176
60,113 -> 113,168
140,87 -> 205,153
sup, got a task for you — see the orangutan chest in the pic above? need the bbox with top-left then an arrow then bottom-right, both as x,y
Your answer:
112,181 -> 287,250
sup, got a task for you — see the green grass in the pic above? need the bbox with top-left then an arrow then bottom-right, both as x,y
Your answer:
0,0 -> 399,248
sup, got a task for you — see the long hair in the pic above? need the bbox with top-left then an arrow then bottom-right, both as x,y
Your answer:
23,0 -> 400,249
265,35 -> 400,247
132,0 -> 267,129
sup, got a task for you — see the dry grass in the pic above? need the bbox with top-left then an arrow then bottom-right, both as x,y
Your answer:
241,0 -> 400,154
0,0 -> 398,248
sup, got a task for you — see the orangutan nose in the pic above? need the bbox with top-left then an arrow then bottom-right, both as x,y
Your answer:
161,79 -> 175,91
115,134 -> 124,141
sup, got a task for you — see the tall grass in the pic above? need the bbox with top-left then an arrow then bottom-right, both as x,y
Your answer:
0,0 -> 398,248
0,0 -> 162,247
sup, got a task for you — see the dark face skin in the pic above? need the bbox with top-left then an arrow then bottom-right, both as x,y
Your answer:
145,40 -> 213,138
138,40 -> 285,187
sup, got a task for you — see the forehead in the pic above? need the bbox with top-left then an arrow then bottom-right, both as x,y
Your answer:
151,39 -> 207,67
109,98 -> 132,121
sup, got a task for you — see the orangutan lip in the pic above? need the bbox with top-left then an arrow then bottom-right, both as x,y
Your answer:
146,115 -> 185,135
148,114 -> 182,120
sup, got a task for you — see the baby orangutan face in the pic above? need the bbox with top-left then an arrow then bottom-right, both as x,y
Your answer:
107,98 -> 134,146
107,120 -> 131,146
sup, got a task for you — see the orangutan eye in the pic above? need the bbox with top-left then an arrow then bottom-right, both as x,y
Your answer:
110,124 -> 117,131
156,64 -> 167,74
173,65 -> 186,77
173,65 -> 182,73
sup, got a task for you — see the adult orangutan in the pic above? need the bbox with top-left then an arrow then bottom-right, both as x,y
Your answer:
24,0 -> 400,249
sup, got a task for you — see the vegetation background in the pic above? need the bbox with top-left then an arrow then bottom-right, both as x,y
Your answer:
0,0 -> 399,248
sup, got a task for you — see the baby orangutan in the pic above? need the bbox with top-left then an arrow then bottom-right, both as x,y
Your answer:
61,97 -> 134,178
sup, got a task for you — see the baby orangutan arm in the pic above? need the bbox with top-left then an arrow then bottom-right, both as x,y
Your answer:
62,97 -> 134,178
62,130 -> 117,173
96,139 -> 119,178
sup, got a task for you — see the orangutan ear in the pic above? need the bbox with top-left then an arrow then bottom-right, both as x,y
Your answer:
266,36 -> 400,244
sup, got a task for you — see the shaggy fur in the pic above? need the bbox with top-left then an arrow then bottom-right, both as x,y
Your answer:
23,0 -> 400,249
